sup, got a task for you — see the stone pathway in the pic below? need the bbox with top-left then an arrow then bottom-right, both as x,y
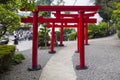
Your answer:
40,34 -> 120,80
73,34 -> 120,80
1,34 -> 120,80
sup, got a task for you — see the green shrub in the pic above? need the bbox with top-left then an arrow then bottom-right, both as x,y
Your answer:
12,53 -> 25,64
38,27 -> 50,47
88,24 -> 101,38
88,22 -> 111,39
55,31 -> 60,41
0,45 -> 15,72
117,31 -> 120,38
98,22 -> 110,36
63,28 -> 76,41
69,32 -> 77,41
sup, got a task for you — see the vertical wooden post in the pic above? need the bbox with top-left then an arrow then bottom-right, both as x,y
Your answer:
49,23 -> 56,53
75,27 -> 79,53
84,23 -> 89,45
76,10 -> 87,70
59,23 -> 64,46
28,11 -> 41,71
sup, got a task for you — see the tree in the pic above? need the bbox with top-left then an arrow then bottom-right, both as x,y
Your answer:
36,0 -> 53,5
94,0 -> 119,22
0,0 -> 37,37
0,2 -> 20,37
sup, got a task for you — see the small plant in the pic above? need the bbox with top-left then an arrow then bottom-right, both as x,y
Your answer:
12,53 -> 25,65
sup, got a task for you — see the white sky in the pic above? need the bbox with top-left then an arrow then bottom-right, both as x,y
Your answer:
54,0 -> 94,5
64,0 -> 91,5
53,0 -> 102,24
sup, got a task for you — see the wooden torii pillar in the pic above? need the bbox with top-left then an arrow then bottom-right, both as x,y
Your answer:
54,11 -> 64,46
21,11 -> 41,71
21,5 -> 101,70
48,23 -> 56,53
59,23 -> 64,46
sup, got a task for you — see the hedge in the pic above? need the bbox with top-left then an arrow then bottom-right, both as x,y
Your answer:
0,45 -> 15,72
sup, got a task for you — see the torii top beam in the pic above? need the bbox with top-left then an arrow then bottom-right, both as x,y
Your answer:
37,5 -> 101,11
21,5 -> 101,12
21,5 -> 100,23
53,12 -> 97,18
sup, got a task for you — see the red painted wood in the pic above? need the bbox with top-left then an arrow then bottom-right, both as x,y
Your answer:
32,11 -> 38,69
37,5 -> 101,11
21,17 -> 96,23
53,12 -> 96,18
78,11 -> 85,68
84,23 -> 88,45
60,23 -> 63,45
50,23 -> 55,52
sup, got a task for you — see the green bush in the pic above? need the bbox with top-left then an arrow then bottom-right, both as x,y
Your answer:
117,31 -> 120,38
88,24 -> 102,38
12,53 -> 25,64
0,45 -> 15,72
38,27 -> 50,47
69,32 -> 77,41
99,22 -> 110,36
88,22 -> 111,39
63,28 -> 76,41
55,31 -> 60,41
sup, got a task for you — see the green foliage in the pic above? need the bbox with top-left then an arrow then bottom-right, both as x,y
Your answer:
63,28 -> 75,34
98,22 -> 110,36
12,53 -> 25,64
117,31 -> 120,39
0,0 -> 20,11
38,26 -> 50,47
68,32 -> 77,41
55,31 -> 60,41
0,1 -> 20,37
38,11 -> 51,17
0,45 -> 15,72
20,0 -> 37,11
95,0 -> 119,22
112,2 -> 120,38
112,2 -> 120,25
37,0 -> 53,5
55,28 -> 76,41
115,22 -> 120,30
88,24 -> 102,38
63,28 -> 76,41
88,22 -> 112,39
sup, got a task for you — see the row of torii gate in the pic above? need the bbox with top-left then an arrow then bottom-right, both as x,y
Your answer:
21,5 -> 101,71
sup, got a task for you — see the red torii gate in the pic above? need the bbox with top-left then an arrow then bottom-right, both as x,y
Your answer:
50,12 -> 97,51
22,13 -> 96,53
21,5 -> 100,70
45,21 -> 96,53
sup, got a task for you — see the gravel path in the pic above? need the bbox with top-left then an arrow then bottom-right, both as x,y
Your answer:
0,34 -> 120,80
73,34 -> 120,80
0,43 -> 64,80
